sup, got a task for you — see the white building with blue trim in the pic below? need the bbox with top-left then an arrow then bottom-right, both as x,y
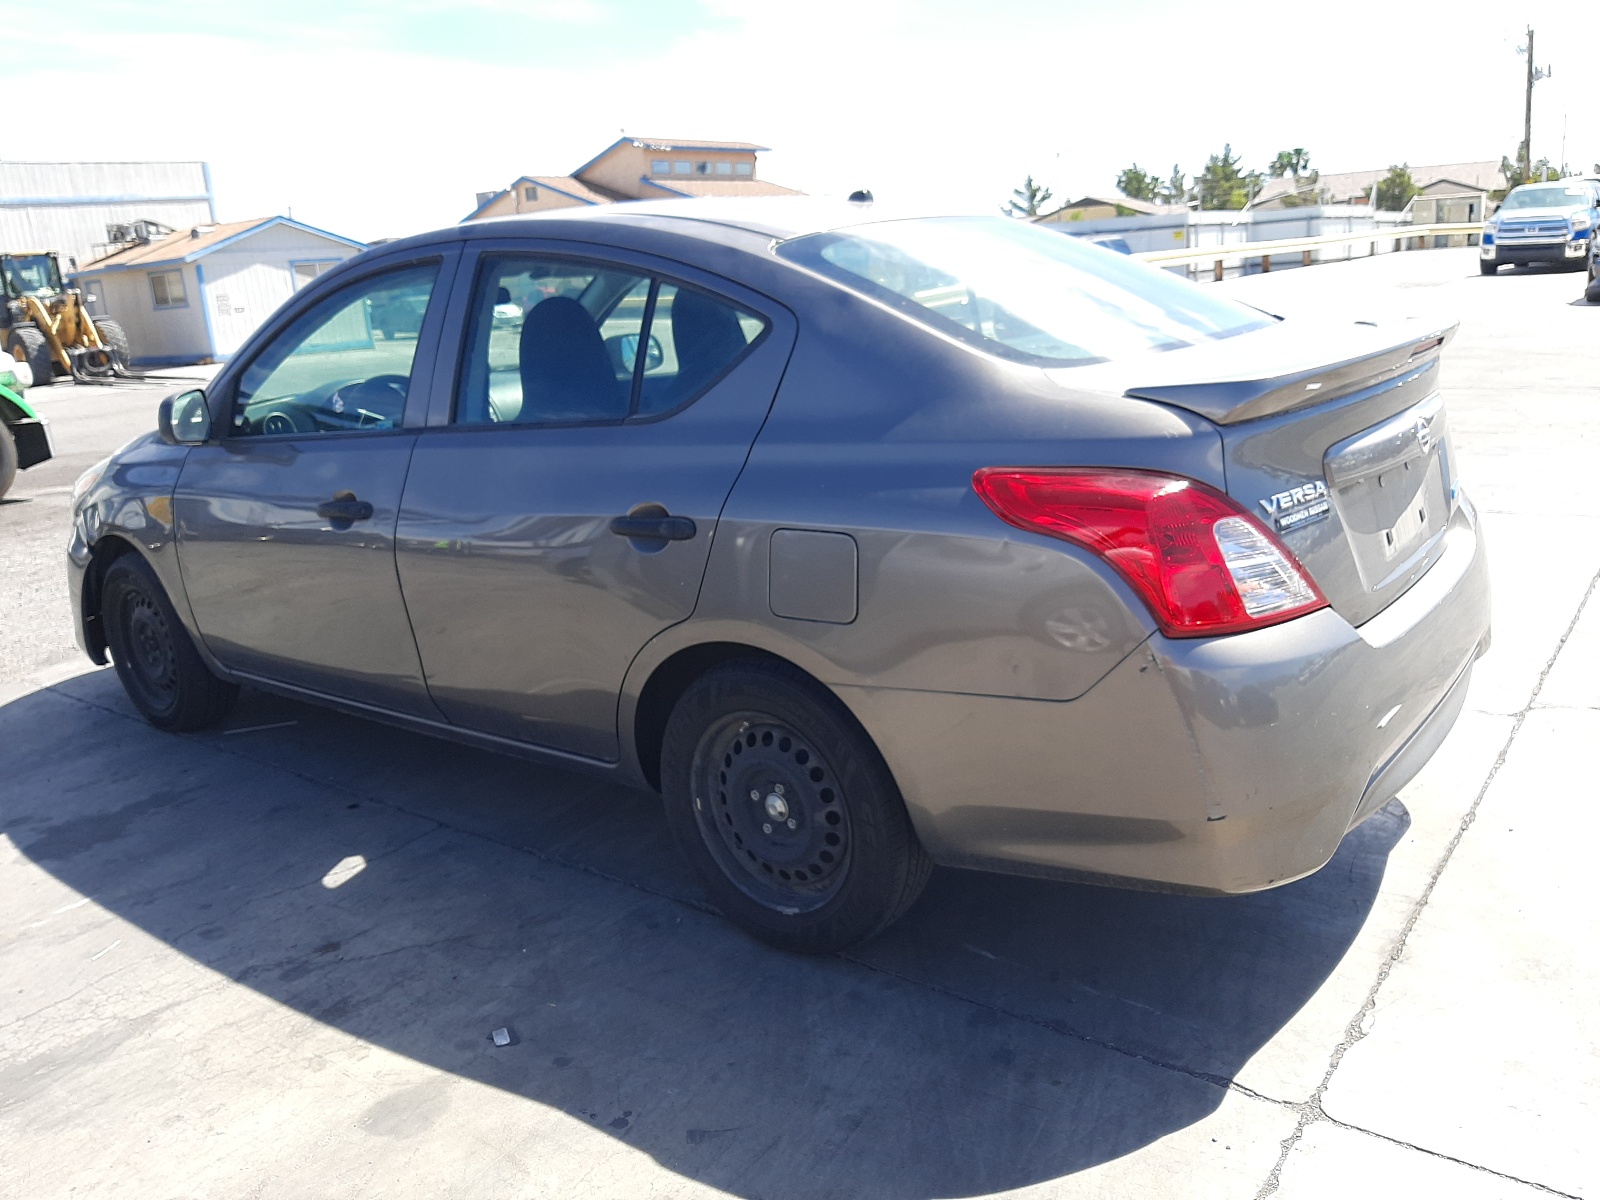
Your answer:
75,217 -> 366,367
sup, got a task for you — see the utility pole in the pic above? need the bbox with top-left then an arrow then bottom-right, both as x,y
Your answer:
1516,27 -> 1551,183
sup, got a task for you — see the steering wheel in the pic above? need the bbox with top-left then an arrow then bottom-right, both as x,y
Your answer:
329,374 -> 409,426
258,403 -> 319,436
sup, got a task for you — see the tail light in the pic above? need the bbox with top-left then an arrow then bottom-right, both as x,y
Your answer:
972,467 -> 1328,638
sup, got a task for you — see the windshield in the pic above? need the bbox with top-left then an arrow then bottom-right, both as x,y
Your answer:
1500,185 -> 1590,210
2,254 -> 62,297
776,216 -> 1272,366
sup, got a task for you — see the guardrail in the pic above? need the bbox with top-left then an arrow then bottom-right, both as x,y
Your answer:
1133,222 -> 1485,280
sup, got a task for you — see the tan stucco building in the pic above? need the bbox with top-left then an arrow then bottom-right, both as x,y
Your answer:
465,136 -> 801,222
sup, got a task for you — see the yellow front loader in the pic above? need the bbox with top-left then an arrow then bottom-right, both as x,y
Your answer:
2,251 -> 137,385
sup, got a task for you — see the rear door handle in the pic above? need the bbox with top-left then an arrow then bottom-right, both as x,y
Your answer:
609,514 -> 697,541
317,493 -> 375,523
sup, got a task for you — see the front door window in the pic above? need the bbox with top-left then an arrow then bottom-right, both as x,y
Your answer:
230,262 -> 438,437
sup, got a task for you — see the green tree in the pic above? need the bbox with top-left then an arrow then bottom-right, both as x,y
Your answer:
1117,164 -> 1160,202
1002,175 -> 1054,218
1374,164 -> 1419,211
1198,144 -> 1259,210
1498,152 -> 1559,195
1159,164 -> 1190,206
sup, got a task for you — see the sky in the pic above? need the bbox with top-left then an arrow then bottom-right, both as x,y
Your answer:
6,0 -> 1593,244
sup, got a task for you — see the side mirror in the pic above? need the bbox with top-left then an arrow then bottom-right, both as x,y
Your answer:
622,333 -> 665,372
158,389 -> 211,445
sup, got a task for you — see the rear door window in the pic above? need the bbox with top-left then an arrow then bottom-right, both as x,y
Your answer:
454,255 -> 765,425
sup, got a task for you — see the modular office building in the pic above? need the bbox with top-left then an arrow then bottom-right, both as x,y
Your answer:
76,217 -> 366,367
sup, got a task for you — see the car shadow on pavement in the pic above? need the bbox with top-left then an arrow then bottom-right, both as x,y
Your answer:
2,672 -> 1405,1198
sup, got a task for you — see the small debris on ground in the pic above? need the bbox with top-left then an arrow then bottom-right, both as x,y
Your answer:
491,1027 -> 513,1047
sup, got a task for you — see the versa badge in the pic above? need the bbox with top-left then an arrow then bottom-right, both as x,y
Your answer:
1260,480 -> 1331,532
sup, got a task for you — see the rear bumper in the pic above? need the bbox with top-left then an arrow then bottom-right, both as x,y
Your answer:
840,498 -> 1491,894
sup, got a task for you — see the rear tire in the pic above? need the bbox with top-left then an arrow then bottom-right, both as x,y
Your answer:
7,327 -> 54,386
102,553 -> 238,731
0,422 -> 16,500
660,660 -> 932,954
92,318 -> 131,368
1478,261 -> 1498,276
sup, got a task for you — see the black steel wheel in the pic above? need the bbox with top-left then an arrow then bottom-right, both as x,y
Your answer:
661,660 -> 931,954
694,716 -> 854,911
102,554 -> 238,732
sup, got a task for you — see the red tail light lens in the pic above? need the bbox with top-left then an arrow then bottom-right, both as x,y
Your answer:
972,467 -> 1328,638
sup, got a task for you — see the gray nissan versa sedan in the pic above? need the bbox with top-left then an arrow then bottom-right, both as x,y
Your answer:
67,200 -> 1491,952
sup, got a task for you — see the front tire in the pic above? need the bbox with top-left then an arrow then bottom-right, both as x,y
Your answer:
7,327 -> 54,386
102,554 -> 238,731
661,660 -> 931,954
0,422 -> 16,500
1479,260 -> 1498,276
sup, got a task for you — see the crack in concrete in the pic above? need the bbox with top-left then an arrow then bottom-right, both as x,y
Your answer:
1319,1114 -> 1584,1199
1253,562 -> 1600,1199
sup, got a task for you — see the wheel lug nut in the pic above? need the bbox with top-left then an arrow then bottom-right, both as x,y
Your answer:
750,790 -> 760,801
774,783 -> 785,795
762,823 -> 772,834
786,818 -> 797,829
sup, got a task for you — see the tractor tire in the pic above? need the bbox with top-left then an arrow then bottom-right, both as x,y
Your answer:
0,422 -> 17,500
92,318 -> 131,368
7,327 -> 54,387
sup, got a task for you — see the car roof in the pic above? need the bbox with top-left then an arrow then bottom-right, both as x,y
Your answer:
464,196 -> 981,244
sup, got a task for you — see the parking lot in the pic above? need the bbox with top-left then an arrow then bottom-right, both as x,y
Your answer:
1,248 -> 1595,1198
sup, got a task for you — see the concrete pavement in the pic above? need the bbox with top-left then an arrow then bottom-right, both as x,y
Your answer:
0,251 -> 1595,1197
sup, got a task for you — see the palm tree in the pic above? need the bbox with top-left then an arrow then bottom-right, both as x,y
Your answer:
1270,148 -> 1312,179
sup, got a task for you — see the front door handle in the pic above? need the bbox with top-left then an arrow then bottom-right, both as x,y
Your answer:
317,492 -> 375,523
609,513 -> 696,542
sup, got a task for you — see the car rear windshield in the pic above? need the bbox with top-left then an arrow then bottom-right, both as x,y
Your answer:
776,216 -> 1272,366
1500,185 -> 1590,209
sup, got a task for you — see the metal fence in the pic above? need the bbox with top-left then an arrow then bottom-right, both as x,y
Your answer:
1133,223 -> 1486,281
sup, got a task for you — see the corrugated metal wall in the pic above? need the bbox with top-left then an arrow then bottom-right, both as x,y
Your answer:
0,161 -> 213,270
201,225 -> 361,358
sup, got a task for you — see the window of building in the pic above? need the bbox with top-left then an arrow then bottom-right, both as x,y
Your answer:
673,161 -> 691,175
292,260 -> 339,290
230,262 -> 440,437
651,160 -> 670,175
523,185 -> 539,201
149,269 -> 186,308
716,161 -> 733,176
455,255 -> 765,425
735,163 -> 753,177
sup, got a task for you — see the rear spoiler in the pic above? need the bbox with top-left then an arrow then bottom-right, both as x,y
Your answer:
1123,323 -> 1458,425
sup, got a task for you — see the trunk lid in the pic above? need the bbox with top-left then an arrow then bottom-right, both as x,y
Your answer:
1049,318 -> 1460,626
